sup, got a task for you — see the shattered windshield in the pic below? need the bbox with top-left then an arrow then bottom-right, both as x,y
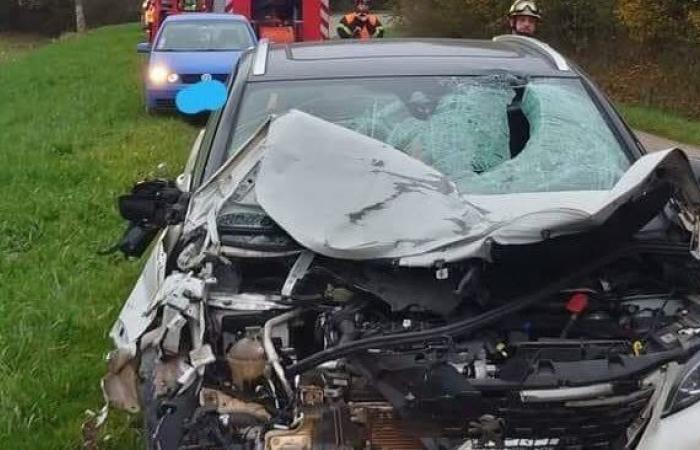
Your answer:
227,76 -> 630,194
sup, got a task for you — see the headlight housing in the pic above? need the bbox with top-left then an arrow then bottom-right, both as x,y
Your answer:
665,351 -> 700,416
148,66 -> 178,85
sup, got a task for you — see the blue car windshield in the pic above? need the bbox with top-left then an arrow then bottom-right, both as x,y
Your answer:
156,21 -> 253,51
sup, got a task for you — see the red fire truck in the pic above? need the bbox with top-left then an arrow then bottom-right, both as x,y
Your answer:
142,0 -> 331,43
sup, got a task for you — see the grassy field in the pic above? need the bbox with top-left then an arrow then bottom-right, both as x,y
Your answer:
0,24 -> 198,449
0,32 -> 48,64
619,103 -> 700,148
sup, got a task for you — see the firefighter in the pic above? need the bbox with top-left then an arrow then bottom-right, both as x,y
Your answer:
508,0 -> 541,37
337,0 -> 385,39
142,0 -> 156,40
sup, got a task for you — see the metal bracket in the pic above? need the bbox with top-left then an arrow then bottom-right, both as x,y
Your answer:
281,251 -> 315,299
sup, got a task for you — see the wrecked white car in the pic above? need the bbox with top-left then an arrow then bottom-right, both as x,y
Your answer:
103,38 -> 700,450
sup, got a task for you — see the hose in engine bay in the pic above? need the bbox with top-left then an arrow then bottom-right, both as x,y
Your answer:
286,241 -> 691,376
264,308 -> 304,398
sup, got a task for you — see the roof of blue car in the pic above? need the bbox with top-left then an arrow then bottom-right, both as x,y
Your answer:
164,13 -> 249,22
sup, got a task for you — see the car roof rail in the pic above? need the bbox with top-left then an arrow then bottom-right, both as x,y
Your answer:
493,34 -> 570,72
253,38 -> 270,76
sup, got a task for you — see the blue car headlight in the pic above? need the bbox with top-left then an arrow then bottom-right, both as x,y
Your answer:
149,66 -> 169,84
665,351 -> 700,416
149,66 -> 179,85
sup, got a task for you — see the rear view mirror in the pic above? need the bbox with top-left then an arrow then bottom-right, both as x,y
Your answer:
118,180 -> 184,226
112,180 -> 189,258
137,42 -> 152,53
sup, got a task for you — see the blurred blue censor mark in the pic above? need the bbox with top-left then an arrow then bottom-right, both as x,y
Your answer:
176,80 -> 227,115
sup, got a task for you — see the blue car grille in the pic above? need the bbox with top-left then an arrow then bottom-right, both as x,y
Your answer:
179,73 -> 229,84
154,99 -> 176,110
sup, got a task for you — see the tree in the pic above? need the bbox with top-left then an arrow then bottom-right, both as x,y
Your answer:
6,0 -> 75,35
615,0 -> 700,45
537,0 -> 619,52
75,0 -> 86,32
391,0 -> 507,38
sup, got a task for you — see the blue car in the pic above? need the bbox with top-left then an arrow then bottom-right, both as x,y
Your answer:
138,14 -> 257,113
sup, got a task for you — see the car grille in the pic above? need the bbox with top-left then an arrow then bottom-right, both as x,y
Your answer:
179,73 -> 229,84
154,98 -> 176,110
353,385 -> 654,450
490,388 -> 654,449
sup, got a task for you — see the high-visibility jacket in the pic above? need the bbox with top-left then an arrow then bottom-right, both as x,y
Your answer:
337,13 -> 384,39
144,6 -> 155,25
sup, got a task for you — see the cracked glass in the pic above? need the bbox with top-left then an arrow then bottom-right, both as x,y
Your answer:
227,76 -> 630,195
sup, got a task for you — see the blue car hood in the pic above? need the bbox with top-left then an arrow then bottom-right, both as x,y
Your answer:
150,50 -> 243,74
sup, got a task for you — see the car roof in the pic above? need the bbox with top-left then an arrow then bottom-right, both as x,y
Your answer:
252,38 -> 578,81
164,13 -> 249,22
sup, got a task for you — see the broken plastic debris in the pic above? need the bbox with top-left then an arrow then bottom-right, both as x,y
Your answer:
190,344 -> 216,369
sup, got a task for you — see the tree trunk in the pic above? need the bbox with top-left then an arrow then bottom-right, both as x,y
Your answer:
75,0 -> 86,32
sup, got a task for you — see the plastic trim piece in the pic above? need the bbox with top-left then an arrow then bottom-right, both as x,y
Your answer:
493,34 -> 570,71
253,39 -> 270,76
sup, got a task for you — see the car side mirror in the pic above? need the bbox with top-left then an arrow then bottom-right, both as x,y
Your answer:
137,42 -> 152,53
175,172 -> 191,193
113,180 -> 189,258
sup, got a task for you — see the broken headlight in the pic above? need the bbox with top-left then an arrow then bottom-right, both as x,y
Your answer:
665,351 -> 700,416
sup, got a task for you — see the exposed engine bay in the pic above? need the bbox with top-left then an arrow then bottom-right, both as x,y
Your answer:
104,230 -> 700,450
100,116 -> 700,450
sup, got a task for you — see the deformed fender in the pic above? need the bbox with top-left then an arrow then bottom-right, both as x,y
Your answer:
109,232 -> 168,354
101,232 -> 167,414
103,349 -> 141,413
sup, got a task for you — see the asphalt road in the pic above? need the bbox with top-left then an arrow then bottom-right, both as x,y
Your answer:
635,130 -> 700,156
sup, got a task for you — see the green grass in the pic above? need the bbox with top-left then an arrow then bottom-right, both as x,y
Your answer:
619,103 -> 700,148
0,24 -> 199,449
0,33 -> 48,64
383,26 -> 404,38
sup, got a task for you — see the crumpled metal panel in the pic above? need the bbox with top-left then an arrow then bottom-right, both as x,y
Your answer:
109,233 -> 167,353
102,349 -> 141,413
253,110 -> 700,264
400,147 -> 700,266
256,110 -> 492,260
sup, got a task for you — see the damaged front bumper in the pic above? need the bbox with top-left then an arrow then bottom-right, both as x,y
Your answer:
96,112 -> 700,449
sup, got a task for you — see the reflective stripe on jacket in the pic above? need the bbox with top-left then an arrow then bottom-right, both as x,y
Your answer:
337,13 -> 384,39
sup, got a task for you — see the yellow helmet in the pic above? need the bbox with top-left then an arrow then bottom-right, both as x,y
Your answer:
509,0 -> 542,20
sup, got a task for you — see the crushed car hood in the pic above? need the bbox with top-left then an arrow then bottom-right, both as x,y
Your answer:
187,110 -> 700,266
